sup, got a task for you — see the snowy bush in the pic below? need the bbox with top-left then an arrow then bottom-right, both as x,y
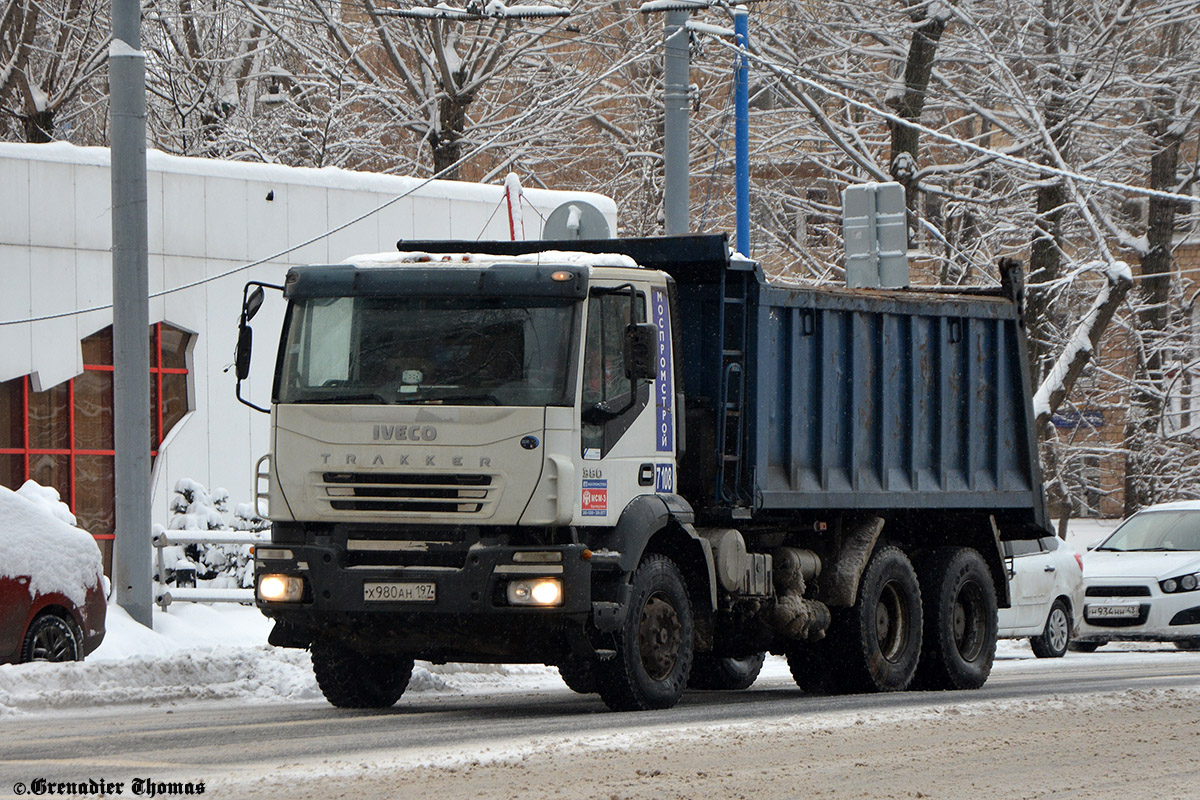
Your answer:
163,478 -> 268,589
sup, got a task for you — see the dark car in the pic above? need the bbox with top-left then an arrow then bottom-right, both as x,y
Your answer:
0,484 -> 107,664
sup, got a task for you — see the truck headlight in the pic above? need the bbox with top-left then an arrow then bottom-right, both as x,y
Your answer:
258,574 -> 305,602
507,578 -> 563,606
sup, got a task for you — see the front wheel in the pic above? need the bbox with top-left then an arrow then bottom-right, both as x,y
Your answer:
21,614 -> 81,663
594,554 -> 694,711
1030,599 -> 1072,658
557,660 -> 597,694
311,639 -> 414,708
688,652 -> 766,691
913,547 -> 997,690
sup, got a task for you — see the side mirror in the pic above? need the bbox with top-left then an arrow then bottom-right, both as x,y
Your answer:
235,324 -> 253,381
244,285 -> 265,322
625,322 -> 657,381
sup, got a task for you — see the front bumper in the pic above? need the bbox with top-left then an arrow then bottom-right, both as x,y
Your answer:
255,539 -> 599,662
1076,579 -> 1200,643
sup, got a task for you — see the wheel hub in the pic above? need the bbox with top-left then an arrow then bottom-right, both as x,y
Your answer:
875,582 -> 907,663
639,592 -> 682,681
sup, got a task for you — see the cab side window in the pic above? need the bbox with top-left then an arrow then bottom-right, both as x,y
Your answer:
582,290 -> 647,455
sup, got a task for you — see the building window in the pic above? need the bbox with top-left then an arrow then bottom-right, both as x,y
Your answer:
0,323 -> 192,542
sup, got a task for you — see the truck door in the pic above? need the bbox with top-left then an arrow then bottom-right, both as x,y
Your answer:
577,283 -> 675,522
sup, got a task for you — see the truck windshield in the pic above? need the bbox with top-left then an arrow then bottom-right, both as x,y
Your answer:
276,296 -> 577,406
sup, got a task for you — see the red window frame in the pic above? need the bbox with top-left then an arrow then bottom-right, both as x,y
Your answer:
0,323 -> 189,542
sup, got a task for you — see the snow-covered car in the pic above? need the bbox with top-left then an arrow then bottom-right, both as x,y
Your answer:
1074,502 -> 1200,652
0,482 -> 107,664
997,535 -> 1084,658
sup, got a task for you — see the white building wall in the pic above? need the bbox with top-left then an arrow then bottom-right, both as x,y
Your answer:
0,142 -> 617,532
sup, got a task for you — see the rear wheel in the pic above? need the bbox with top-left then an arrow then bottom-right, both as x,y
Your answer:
594,555 -> 694,711
1030,599 -> 1071,658
688,652 -> 766,690
1174,639 -> 1200,651
836,545 -> 924,693
21,614 -> 81,663
311,639 -> 414,708
913,547 -> 997,690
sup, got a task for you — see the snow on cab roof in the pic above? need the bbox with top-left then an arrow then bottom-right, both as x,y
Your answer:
344,250 -> 641,270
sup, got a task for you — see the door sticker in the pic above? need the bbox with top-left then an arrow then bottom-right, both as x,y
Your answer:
582,479 -> 608,516
652,288 -> 674,453
655,464 -> 675,493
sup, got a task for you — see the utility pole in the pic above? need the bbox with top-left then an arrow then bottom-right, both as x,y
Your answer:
110,0 -> 153,627
733,5 -> 749,255
662,9 -> 690,235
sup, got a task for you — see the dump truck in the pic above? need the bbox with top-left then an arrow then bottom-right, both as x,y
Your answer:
238,233 -> 1050,711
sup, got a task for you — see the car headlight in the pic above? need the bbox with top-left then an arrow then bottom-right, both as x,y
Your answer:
1159,572 -> 1200,594
258,574 -> 305,602
506,578 -> 563,606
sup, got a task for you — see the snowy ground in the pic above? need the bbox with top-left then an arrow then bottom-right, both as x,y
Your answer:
0,517 -> 1129,716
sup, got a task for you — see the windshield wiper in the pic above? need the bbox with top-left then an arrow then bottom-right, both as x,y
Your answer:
302,393 -> 388,405
1123,547 -> 1175,552
429,393 -> 501,406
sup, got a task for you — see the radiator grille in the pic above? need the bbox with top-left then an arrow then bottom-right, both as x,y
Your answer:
1085,585 -> 1152,597
320,471 -> 497,514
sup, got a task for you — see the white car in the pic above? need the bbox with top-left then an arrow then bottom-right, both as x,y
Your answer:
1075,502 -> 1200,651
997,535 -> 1084,657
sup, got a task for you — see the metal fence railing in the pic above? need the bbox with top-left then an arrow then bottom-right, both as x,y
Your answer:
152,529 -> 269,611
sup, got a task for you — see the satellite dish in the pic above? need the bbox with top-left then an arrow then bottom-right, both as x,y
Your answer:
542,201 -> 612,240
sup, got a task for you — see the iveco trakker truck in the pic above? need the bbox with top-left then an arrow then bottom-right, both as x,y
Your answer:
239,234 -> 1050,711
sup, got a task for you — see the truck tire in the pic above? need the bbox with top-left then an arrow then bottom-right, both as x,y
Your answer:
1030,599 -> 1071,658
836,545 -> 924,693
594,554 -> 694,711
688,652 -> 766,690
311,639 -> 414,708
913,547 -> 997,690
557,660 -> 597,694
785,641 -> 848,695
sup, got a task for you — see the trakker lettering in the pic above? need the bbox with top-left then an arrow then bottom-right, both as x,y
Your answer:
320,453 -> 492,468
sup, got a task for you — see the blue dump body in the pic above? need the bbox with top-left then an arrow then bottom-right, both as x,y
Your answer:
397,234 -> 1050,539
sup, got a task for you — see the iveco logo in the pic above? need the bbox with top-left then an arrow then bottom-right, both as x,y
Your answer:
373,424 -> 438,441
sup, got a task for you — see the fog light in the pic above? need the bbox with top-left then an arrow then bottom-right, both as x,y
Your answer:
258,574 -> 304,602
507,578 -> 563,606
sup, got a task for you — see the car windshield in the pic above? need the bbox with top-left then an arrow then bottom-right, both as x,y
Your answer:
1096,510 -> 1200,552
277,296 -> 577,406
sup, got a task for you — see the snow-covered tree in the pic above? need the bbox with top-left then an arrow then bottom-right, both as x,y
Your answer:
0,0 -> 109,142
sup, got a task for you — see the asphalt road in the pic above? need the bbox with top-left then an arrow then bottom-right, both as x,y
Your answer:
3,651 -> 1200,799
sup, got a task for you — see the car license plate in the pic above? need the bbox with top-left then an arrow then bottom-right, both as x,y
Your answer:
1086,603 -> 1139,620
364,582 -> 436,603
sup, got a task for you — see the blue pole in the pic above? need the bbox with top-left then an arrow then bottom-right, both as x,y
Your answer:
734,6 -> 750,256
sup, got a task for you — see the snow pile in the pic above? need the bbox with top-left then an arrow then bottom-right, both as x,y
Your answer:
0,601 -> 559,716
0,481 -> 104,607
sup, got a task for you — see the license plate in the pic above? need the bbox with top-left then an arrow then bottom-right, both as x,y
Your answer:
364,582 -> 436,603
1086,603 -> 1139,620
